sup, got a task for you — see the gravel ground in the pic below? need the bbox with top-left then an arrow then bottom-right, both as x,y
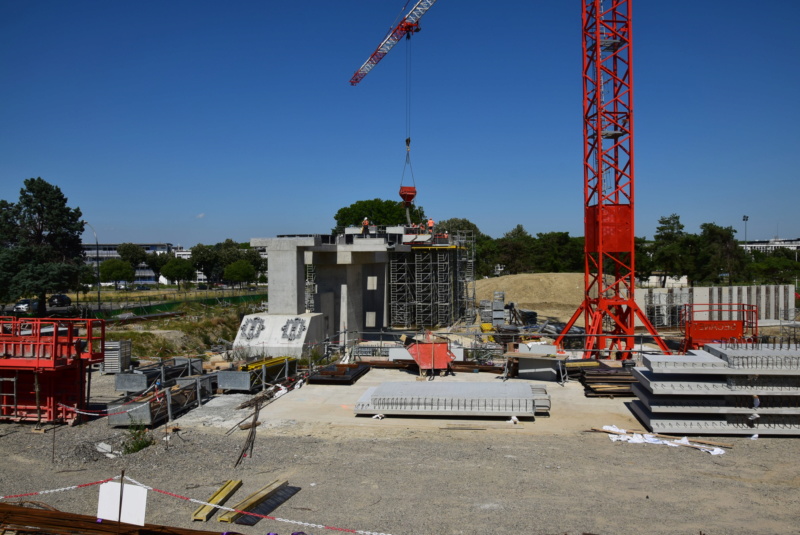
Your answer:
1,371 -> 799,535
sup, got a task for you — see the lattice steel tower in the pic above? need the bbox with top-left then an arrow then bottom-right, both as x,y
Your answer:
557,0 -> 669,358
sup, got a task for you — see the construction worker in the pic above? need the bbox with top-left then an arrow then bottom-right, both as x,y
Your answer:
427,217 -> 434,233
361,217 -> 370,236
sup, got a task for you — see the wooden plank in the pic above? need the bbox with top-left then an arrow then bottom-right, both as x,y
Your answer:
218,479 -> 288,523
192,479 -> 243,521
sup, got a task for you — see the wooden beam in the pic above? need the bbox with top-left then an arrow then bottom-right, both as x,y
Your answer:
217,479 -> 288,523
191,480 -> 242,522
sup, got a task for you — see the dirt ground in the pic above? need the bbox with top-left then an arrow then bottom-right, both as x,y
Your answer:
1,369 -> 799,535
475,273 -> 585,323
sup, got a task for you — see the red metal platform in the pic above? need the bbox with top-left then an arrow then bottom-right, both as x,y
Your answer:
679,304 -> 758,353
0,317 -> 105,425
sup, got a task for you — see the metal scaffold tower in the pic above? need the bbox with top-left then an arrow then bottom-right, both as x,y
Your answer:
390,251 -> 415,328
435,248 -> 453,326
305,264 -> 316,313
415,248 -> 436,327
455,230 -> 476,325
389,245 -> 468,329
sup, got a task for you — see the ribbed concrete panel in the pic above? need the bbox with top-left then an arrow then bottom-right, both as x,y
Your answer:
704,343 -> 800,370
633,368 -> 800,395
629,400 -> 800,435
644,350 -> 800,375
631,383 -> 800,415
354,381 -> 550,417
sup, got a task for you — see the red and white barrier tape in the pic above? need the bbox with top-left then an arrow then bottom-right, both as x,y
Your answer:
58,382 -> 162,416
0,475 -> 395,535
123,476 -> 393,535
0,476 -> 119,500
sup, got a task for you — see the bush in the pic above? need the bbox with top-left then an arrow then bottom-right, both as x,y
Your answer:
122,422 -> 154,454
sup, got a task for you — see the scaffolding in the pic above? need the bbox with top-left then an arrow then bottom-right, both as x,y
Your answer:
388,235 -> 475,329
305,264 -> 316,313
390,251 -> 415,328
455,230 -> 476,325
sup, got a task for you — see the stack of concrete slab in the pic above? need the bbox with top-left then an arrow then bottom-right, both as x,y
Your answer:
630,342 -> 800,435
354,381 -> 550,418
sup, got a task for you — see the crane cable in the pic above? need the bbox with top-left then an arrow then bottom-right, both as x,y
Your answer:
400,28 -> 417,195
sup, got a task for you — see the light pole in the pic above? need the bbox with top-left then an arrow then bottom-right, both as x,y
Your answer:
742,215 -> 749,245
83,221 -> 101,314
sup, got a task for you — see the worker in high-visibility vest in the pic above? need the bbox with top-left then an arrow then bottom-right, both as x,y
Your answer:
427,217 -> 434,233
361,217 -> 370,236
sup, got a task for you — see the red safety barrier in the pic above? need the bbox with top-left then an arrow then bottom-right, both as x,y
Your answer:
0,317 -> 105,424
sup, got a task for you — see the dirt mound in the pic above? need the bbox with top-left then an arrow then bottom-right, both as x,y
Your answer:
475,273 -> 583,323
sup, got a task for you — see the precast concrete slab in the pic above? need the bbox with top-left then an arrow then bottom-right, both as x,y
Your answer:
644,350 -> 800,375
629,399 -> 800,435
632,367 -> 800,395
354,381 -> 550,418
704,343 -> 800,371
631,383 -> 800,415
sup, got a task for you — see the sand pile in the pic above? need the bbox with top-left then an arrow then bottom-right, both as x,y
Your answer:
474,272 -> 584,323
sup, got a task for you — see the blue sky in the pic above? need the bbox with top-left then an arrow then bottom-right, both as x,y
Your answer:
1,1 -> 798,248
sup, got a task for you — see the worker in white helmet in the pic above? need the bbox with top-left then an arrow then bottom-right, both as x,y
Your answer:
361,217 -> 370,236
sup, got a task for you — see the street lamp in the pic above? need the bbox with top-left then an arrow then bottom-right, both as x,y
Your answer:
742,215 -> 749,244
82,220 -> 101,314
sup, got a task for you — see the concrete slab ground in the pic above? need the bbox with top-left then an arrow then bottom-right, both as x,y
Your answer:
174,367 -> 641,435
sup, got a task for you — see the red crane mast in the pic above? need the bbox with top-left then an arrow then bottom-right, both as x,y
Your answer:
555,0 -> 669,358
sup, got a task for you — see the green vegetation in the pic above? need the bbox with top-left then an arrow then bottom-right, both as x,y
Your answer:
105,300 -> 247,359
100,258 -> 135,288
122,422 -> 155,454
161,257 -> 195,290
332,198 -> 426,235
0,178 -> 85,316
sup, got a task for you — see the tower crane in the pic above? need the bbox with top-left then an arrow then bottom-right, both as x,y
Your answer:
555,0 -> 670,358
349,0 -> 438,86
349,0 -> 438,225
350,0 -> 669,358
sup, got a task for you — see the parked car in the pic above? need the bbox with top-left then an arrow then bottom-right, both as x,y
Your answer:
197,284 -> 208,290
134,285 -> 150,291
13,299 -> 38,313
48,294 -> 72,307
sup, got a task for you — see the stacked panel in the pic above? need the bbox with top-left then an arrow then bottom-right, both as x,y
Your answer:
631,343 -> 800,435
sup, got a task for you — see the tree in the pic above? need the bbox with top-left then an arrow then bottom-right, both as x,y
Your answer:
117,243 -> 147,270
161,257 -> 195,290
100,258 -> 134,289
0,178 -> 85,316
530,232 -> 583,272
493,225 -> 536,275
694,223 -> 748,285
224,259 -> 257,287
145,251 -> 173,288
191,243 -> 222,285
332,198 -> 425,234
650,214 -> 688,287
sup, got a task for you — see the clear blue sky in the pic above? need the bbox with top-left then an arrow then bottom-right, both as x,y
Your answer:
2,1 -> 798,247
